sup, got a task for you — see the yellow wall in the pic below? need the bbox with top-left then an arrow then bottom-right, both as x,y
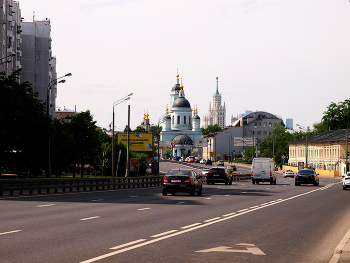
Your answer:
282,165 -> 340,177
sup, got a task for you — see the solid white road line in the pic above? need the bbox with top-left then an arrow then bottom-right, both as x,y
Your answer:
203,217 -> 221,223
80,216 -> 100,221
110,239 -> 146,250
151,230 -> 178,238
36,204 -> 55,207
0,230 -> 22,235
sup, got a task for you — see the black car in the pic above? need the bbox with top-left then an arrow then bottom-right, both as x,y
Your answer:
295,169 -> 319,186
205,159 -> 212,165
162,169 -> 202,196
207,167 -> 232,185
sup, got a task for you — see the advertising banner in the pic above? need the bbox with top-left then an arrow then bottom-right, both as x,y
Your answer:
117,133 -> 153,152
194,139 -> 208,147
130,158 -> 139,172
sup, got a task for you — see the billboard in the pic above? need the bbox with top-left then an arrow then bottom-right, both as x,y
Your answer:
194,139 -> 208,147
117,133 -> 153,152
159,141 -> 172,150
130,158 -> 139,172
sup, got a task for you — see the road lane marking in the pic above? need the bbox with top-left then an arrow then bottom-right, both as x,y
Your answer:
80,181 -> 342,263
151,230 -> 178,238
0,230 -> 22,236
223,212 -> 236,217
196,244 -> 266,255
80,216 -> 100,221
110,239 -> 146,250
181,223 -> 201,229
206,197 -> 211,199
137,207 -> 151,211
203,217 -> 221,223
91,199 -> 103,202
36,204 -> 55,207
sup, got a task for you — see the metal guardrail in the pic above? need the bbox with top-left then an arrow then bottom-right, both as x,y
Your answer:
0,176 -> 163,197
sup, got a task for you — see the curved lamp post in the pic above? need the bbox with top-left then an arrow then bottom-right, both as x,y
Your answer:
112,93 -> 133,177
46,73 -> 72,178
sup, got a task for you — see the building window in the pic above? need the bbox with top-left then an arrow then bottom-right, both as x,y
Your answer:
184,116 -> 187,124
269,123 -> 272,127
257,131 -> 261,135
177,115 -> 180,124
264,122 -> 267,127
263,131 -> 267,135
172,116 -> 174,124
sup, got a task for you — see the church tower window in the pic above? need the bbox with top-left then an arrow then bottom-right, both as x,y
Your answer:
184,116 -> 187,124
177,115 -> 180,124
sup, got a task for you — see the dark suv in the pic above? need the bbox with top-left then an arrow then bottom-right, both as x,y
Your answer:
207,167 -> 232,185
295,169 -> 319,186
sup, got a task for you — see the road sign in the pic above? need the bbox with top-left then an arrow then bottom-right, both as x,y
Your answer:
234,137 -> 254,146
195,139 -> 208,147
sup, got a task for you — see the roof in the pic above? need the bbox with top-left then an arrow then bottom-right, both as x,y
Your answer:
172,134 -> 193,145
172,97 -> 191,108
290,129 -> 350,144
172,83 -> 181,91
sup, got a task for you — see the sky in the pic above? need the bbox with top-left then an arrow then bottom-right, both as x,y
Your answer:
19,0 -> 350,132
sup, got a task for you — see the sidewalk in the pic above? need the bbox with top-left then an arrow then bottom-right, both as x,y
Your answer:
329,228 -> 350,263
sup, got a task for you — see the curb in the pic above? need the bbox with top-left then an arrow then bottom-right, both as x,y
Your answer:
329,227 -> 350,263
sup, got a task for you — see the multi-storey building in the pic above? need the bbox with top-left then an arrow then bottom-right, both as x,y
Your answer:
202,77 -> 226,129
20,18 -> 57,116
55,106 -> 75,123
0,0 -> 22,75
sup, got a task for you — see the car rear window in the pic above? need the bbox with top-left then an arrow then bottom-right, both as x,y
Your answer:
167,170 -> 191,175
209,168 -> 225,172
254,162 -> 270,169
298,169 -> 314,174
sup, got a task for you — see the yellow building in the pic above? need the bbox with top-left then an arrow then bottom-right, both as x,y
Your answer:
288,129 -> 350,177
55,106 -> 76,123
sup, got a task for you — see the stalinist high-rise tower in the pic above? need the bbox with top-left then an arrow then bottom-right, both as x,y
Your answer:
202,77 -> 226,129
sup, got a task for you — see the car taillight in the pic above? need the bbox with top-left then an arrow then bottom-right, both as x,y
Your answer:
163,177 -> 168,182
185,178 -> 191,182
270,172 -> 272,176
208,172 -> 212,175
312,175 -> 315,178
221,172 -> 227,176
296,175 -> 299,178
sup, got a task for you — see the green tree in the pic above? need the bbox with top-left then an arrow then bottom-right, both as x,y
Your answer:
201,124 -> 222,135
321,99 -> 350,130
69,110 -> 100,177
133,126 -> 149,133
258,123 -> 294,166
0,70 -> 52,175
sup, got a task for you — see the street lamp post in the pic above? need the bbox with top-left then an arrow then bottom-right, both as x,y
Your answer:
46,73 -> 72,178
112,93 -> 133,177
296,124 -> 308,168
157,112 -> 168,174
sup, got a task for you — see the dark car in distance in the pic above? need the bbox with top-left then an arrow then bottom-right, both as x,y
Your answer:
162,169 -> 202,196
207,167 -> 232,185
205,159 -> 212,165
295,169 -> 319,186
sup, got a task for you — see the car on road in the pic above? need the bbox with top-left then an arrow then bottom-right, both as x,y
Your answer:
205,159 -> 212,165
295,169 -> 319,186
217,160 -> 224,166
251,158 -> 276,185
342,172 -> 350,190
188,156 -> 195,162
227,165 -> 237,173
207,167 -> 232,185
162,169 -> 202,196
201,168 -> 210,176
200,159 -> 206,164
284,170 -> 295,178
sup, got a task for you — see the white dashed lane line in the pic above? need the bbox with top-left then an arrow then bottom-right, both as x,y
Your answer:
80,216 -> 100,221
138,207 -> 151,211
36,204 -> 56,207
0,230 -> 22,236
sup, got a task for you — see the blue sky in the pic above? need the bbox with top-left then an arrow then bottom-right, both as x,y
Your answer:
19,0 -> 350,131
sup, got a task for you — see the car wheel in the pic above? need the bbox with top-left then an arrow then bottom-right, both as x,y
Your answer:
171,191 -> 176,195
295,182 -> 299,186
256,181 -> 259,185
270,180 -> 273,185
252,180 -> 255,184
162,191 -> 167,196
207,181 -> 210,185
274,180 -> 276,185
190,189 -> 195,196
343,186 -> 347,190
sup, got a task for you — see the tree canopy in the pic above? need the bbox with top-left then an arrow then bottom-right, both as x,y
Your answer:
201,124 -> 222,135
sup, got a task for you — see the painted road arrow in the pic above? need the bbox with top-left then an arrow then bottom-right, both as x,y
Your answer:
195,243 -> 266,255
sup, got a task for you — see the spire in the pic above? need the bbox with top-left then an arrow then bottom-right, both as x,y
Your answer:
165,104 -> 169,114
180,78 -> 183,91
176,68 -> 179,85
215,76 -> 219,95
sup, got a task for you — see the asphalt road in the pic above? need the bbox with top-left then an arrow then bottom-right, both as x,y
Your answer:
1,162 -> 349,263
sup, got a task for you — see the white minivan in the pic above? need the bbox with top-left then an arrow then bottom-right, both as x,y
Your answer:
251,158 -> 276,185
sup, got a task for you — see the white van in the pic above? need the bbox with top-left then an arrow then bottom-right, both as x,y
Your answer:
251,158 -> 276,185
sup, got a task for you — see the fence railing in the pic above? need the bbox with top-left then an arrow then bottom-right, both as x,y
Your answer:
0,176 -> 163,197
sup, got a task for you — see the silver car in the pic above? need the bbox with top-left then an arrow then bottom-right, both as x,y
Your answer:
202,168 -> 210,176
284,170 -> 294,178
343,172 -> 350,190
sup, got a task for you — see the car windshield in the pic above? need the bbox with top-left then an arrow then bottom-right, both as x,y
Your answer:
298,169 -> 314,174
167,170 -> 191,175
